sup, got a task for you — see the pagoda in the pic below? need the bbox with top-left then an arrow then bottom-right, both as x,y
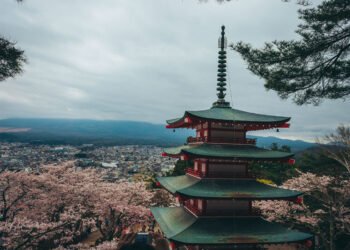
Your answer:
151,26 -> 313,250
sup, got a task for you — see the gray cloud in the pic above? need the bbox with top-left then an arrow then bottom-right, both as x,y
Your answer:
0,0 -> 349,141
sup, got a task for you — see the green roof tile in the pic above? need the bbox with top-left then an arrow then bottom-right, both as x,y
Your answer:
151,207 -> 313,245
158,175 -> 302,199
167,107 -> 290,125
164,144 -> 293,160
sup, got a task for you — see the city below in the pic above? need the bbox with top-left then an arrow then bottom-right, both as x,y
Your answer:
0,142 -> 176,181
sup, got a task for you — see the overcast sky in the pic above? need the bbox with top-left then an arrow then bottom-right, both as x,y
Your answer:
0,0 -> 349,142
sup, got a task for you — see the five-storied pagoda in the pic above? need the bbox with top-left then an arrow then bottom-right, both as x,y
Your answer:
151,26 -> 313,250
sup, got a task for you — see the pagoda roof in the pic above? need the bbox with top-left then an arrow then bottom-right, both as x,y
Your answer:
167,107 -> 290,126
151,207 -> 312,245
157,175 -> 302,200
163,144 -> 293,160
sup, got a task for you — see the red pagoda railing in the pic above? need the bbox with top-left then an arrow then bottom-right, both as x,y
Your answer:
187,136 -> 256,145
187,136 -> 207,143
184,200 -> 202,216
186,168 -> 204,177
186,168 -> 256,179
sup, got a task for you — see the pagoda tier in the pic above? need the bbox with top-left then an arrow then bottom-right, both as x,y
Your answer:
151,207 -> 313,246
163,144 -> 294,161
157,175 -> 302,200
166,107 -> 290,131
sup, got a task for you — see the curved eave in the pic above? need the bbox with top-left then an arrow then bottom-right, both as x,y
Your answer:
166,117 -> 183,125
188,110 -> 290,124
163,144 -> 294,160
157,175 -> 302,200
151,207 -> 313,245
166,108 -> 290,129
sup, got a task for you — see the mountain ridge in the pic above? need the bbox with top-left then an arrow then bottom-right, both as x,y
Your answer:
0,118 -> 315,151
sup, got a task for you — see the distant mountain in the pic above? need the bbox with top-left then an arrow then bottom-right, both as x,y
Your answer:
0,118 -> 315,151
249,136 -> 315,152
0,118 -> 193,146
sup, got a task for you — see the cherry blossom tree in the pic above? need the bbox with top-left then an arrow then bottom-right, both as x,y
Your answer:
150,189 -> 175,207
320,125 -> 350,172
256,172 -> 350,250
0,171 -> 30,222
0,161 -> 155,249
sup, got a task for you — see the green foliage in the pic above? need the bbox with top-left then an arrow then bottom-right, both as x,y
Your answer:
233,0 -> 350,105
167,160 -> 192,176
297,149 -> 347,176
251,143 -> 296,185
0,37 -> 26,82
269,142 -> 291,153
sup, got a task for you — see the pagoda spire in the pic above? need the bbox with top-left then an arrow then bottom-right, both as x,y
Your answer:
212,25 -> 231,108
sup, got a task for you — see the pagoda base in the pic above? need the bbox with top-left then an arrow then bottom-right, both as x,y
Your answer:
178,244 -> 304,250
151,207 -> 312,247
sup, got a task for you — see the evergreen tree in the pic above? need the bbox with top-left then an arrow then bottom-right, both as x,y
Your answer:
0,37 -> 26,82
233,0 -> 350,105
0,1 -> 26,82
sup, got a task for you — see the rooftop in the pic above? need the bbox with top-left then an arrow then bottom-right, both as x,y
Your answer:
167,107 -> 290,127
164,144 -> 293,160
151,207 -> 313,245
157,175 -> 302,199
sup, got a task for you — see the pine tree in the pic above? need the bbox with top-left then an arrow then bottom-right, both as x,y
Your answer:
0,37 -> 26,82
0,0 -> 26,82
233,0 -> 350,105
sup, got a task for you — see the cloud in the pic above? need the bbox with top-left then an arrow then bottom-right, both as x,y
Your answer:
0,0 -> 349,141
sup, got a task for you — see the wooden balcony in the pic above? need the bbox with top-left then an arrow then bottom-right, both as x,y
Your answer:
187,136 -> 256,145
207,172 -> 255,179
186,168 -> 204,177
187,167 -> 256,179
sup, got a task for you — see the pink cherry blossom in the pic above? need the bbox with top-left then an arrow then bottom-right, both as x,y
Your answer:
0,161 -> 157,249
